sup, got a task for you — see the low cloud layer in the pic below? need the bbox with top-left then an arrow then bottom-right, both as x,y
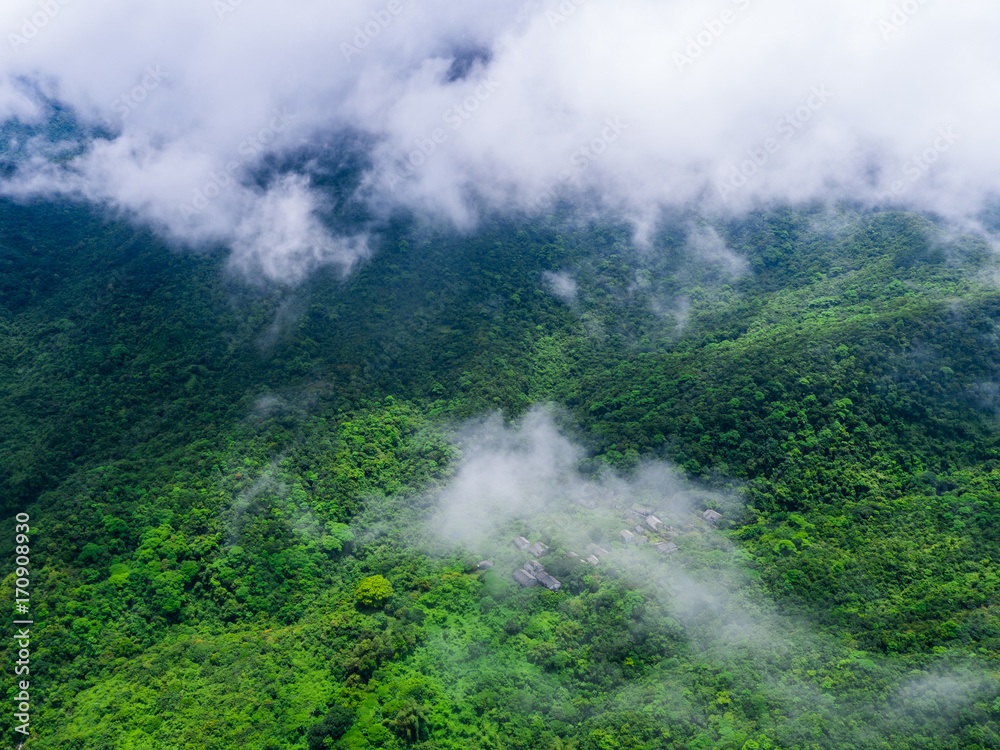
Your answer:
428,406 -> 720,557
1,0 -> 998,282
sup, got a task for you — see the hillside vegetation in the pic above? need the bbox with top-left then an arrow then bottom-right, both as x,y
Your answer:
3,199 -> 1000,749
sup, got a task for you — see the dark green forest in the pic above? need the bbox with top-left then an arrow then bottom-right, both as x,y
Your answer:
3,193 -> 1000,749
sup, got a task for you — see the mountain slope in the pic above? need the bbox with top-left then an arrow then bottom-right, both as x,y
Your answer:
2,201 -> 1000,749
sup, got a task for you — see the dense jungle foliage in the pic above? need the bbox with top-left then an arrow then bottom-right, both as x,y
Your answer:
3,192 -> 1000,749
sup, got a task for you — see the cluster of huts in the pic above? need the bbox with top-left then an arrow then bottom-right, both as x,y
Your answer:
510,537 -> 561,591
504,506 -> 723,590
617,506 -> 724,557
619,506 -> 679,556
508,533 -> 621,590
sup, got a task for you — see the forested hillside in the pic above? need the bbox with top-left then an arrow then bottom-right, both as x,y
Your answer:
3,197 -> 1000,749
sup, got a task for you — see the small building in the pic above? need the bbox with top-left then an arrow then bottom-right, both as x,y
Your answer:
623,509 -> 642,521
566,551 -> 579,559
513,569 -> 538,587
586,554 -> 600,565
703,509 -> 723,524
634,535 -> 649,545
645,515 -> 664,532
536,573 -> 562,592
513,536 -> 531,551
632,506 -> 653,517
655,541 -> 679,556
524,560 -> 545,576
620,530 -> 635,544
594,546 -> 610,558
477,560 -> 494,570
635,524 -> 647,535
529,542 -> 550,558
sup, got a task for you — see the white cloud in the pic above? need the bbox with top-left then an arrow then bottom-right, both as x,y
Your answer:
0,76 -> 39,121
228,175 -> 370,284
1,0 -> 998,282
428,406 -> 708,551
542,270 -> 578,304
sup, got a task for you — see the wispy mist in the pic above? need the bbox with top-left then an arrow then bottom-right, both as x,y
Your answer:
375,405 -> 1000,746
1,1 -> 998,282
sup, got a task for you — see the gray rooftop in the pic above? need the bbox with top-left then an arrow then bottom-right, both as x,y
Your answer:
529,542 -> 550,558
524,560 -> 545,575
513,569 -> 538,587
536,573 -> 562,592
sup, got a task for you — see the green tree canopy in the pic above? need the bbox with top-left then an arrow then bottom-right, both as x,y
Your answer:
354,575 -> 394,608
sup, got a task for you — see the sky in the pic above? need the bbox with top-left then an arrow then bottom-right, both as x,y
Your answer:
0,0 -> 997,282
